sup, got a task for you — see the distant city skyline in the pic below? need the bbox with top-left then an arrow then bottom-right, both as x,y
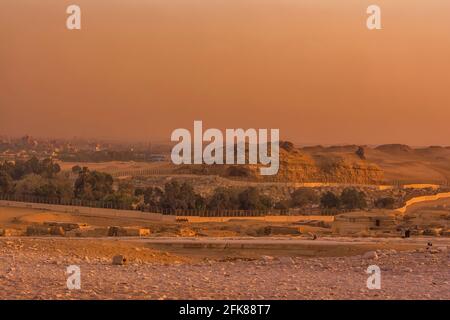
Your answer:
2,133 -> 450,149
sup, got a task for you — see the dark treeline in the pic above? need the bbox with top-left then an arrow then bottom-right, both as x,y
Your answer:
0,157 -> 395,213
58,150 -> 155,163
0,157 -> 64,198
0,158 -> 115,202
136,183 -> 275,211
319,189 -> 394,210
135,183 -> 395,212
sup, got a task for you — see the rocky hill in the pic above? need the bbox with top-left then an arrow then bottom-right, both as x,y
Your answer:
174,147 -> 384,184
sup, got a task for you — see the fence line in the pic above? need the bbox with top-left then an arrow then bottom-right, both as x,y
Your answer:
0,193 -> 338,217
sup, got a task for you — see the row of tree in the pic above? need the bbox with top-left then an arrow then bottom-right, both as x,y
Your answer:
135,184 -> 385,211
0,157 -> 62,195
136,182 -> 273,211
319,189 -> 395,210
0,159 -> 114,203
0,158 -> 397,212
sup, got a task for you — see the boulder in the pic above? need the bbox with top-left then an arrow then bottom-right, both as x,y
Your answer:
49,226 -> 65,236
278,257 -> 294,264
0,228 -> 25,237
263,226 -> 301,236
436,246 -> 448,253
43,222 -> 85,231
108,226 -> 124,237
108,226 -> 151,237
123,228 -> 151,237
26,225 -> 51,236
112,255 -> 127,265
362,251 -> 379,260
423,228 -> 441,236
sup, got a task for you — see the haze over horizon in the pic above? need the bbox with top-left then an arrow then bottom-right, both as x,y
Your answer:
1,0 -> 450,145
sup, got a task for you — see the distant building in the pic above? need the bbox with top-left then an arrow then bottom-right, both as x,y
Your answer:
332,210 -> 402,236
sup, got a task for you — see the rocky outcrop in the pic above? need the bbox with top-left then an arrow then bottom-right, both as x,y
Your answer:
273,149 -> 384,184
175,148 -> 385,184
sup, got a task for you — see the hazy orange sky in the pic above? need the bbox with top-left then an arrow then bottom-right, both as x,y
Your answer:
1,0 -> 450,145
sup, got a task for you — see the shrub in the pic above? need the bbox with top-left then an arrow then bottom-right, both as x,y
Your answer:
226,166 -> 253,178
340,188 -> 367,210
207,188 -> 240,210
374,197 -> 395,209
0,171 -> 14,194
290,188 -> 319,207
238,187 -> 272,210
320,191 -> 340,209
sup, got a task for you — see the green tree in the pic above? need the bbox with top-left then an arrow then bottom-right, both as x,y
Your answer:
40,158 -> 61,178
274,200 -> 290,210
207,187 -> 240,210
0,171 -> 14,194
340,188 -> 367,210
226,166 -> 253,178
290,188 -> 319,207
14,174 -> 72,200
1,157 -> 60,180
34,182 -> 59,198
160,181 -> 204,210
238,187 -> 272,210
142,187 -> 164,206
14,174 -> 47,197
320,191 -> 340,209
374,197 -> 395,209
71,165 -> 82,174
355,146 -> 366,160
74,168 -> 114,201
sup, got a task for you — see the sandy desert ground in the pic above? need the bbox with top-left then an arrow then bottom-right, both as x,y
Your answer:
0,197 -> 448,300
0,237 -> 448,300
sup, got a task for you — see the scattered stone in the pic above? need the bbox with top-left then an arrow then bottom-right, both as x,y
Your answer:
112,255 -> 127,265
362,251 -> 378,260
261,255 -> 275,262
26,225 -> 51,236
178,227 -> 196,237
278,257 -> 294,264
49,226 -> 65,236
262,226 -> 301,236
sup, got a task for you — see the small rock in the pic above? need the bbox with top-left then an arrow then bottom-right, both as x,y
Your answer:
362,251 -> 378,260
261,255 -> 274,262
278,257 -> 294,264
112,255 -> 127,265
436,246 -> 447,253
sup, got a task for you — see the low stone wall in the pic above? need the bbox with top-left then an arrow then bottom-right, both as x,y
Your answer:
0,200 -> 175,222
396,192 -> 450,214
176,215 -> 334,223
